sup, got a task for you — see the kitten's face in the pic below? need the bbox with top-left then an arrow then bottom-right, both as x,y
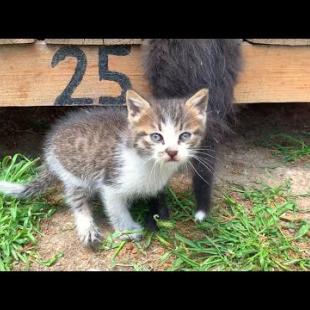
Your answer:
126,89 -> 209,167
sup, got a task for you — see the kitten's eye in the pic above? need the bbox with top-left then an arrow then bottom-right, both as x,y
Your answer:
179,132 -> 192,142
150,133 -> 163,143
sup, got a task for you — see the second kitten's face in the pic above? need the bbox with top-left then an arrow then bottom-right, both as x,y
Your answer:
126,89 -> 209,167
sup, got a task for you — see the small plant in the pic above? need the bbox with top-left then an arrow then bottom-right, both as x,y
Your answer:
264,133 -> 310,162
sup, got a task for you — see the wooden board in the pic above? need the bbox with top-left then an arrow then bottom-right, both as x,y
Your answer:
246,39 -> 310,46
103,39 -> 143,45
1,41 -> 310,106
234,42 -> 310,103
45,39 -> 105,45
0,39 -> 36,44
45,39 -> 142,45
0,42 -> 149,106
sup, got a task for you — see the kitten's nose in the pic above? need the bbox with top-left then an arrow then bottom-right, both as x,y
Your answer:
166,148 -> 178,159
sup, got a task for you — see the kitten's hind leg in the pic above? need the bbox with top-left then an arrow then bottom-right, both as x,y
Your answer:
100,188 -> 143,241
145,191 -> 169,231
192,137 -> 217,222
65,186 -> 101,248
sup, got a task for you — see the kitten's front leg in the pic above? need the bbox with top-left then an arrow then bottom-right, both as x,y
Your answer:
145,191 -> 169,231
192,137 -> 217,222
100,188 -> 143,240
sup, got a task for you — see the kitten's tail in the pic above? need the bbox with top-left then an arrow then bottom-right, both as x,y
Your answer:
0,166 -> 57,199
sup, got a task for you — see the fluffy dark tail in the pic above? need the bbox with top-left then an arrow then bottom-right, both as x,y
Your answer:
0,165 -> 56,199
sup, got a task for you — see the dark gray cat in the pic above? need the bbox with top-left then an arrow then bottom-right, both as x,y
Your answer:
142,39 -> 242,227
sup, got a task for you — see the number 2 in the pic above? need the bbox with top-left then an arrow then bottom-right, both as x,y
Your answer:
51,46 -> 93,106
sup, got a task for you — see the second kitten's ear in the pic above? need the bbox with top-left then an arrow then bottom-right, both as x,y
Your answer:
126,90 -> 151,122
185,88 -> 209,115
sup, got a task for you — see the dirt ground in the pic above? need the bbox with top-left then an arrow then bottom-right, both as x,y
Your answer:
0,103 -> 309,271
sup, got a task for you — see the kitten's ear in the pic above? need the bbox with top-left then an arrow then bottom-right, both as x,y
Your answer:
126,90 -> 151,122
185,88 -> 209,115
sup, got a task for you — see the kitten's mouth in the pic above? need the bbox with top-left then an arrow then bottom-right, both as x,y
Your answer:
166,158 -> 179,163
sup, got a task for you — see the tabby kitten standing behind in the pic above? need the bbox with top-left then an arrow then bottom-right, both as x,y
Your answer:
0,89 -> 209,247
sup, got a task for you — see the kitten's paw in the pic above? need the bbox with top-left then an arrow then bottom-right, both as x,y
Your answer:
119,232 -> 143,241
145,216 -> 159,232
159,207 -> 170,220
145,208 -> 170,232
77,224 -> 102,248
118,223 -> 144,241
194,210 -> 207,223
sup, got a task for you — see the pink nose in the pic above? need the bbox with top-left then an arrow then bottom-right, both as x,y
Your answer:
166,149 -> 178,159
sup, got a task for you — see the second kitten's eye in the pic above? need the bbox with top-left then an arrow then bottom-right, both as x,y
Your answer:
179,132 -> 192,142
150,133 -> 163,143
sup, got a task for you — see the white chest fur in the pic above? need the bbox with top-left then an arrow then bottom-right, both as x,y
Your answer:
115,147 -> 178,198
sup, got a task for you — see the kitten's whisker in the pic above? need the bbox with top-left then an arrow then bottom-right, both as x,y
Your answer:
189,155 -> 215,174
192,154 -> 222,169
188,161 -> 210,185
191,161 -> 215,176
191,148 -> 216,152
194,157 -> 215,172
191,149 -> 215,152
189,152 -> 216,165
191,146 -> 215,149
191,151 -> 217,160
185,162 -> 191,178
149,159 -> 158,184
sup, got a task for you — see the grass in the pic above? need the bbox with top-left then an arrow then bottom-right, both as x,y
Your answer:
1,154 -> 309,271
101,182 -> 310,271
262,132 -> 310,162
0,154 -> 56,271
168,184 -> 309,271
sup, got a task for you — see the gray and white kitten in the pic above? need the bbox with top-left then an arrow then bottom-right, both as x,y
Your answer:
0,89 -> 209,247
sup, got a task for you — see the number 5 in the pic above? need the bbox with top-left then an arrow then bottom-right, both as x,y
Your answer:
98,46 -> 132,105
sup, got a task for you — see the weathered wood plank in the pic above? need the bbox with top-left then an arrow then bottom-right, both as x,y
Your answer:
246,39 -> 310,46
0,42 -> 149,106
0,39 -> 36,44
45,39 -> 143,45
234,42 -> 310,103
45,39 -> 105,45
0,41 -> 310,107
103,39 -> 143,45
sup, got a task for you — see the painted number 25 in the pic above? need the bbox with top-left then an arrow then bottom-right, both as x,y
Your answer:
51,46 -> 132,105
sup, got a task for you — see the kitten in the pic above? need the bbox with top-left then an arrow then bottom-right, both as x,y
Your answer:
0,89 -> 209,247
142,39 -> 242,226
